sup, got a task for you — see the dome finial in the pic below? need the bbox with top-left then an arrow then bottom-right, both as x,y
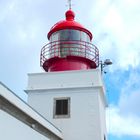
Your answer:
65,9 -> 75,20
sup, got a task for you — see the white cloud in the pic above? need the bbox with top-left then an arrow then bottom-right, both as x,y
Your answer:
107,106 -> 140,136
119,90 -> 140,116
121,0 -> 140,8
89,0 -> 140,71
119,71 -> 140,115
103,6 -> 123,32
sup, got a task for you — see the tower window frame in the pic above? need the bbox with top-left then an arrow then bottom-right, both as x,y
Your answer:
53,97 -> 70,118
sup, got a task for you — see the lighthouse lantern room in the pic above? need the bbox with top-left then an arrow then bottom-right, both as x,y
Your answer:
40,9 -> 99,72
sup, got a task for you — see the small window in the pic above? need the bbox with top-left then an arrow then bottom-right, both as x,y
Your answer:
53,97 -> 70,118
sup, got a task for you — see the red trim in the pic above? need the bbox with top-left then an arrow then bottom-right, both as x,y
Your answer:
47,10 -> 93,40
43,56 -> 97,72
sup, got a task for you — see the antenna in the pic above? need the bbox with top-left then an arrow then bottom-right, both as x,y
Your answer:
100,59 -> 113,74
68,0 -> 72,9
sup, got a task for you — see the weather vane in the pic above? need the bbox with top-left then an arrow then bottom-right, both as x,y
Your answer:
68,0 -> 72,9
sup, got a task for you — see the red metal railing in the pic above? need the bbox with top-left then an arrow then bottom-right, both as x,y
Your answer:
40,40 -> 99,67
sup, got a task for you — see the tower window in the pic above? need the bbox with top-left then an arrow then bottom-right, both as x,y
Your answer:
53,97 -> 70,118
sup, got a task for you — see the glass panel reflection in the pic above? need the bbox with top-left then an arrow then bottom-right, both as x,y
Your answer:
49,29 -> 93,59
50,29 -> 90,43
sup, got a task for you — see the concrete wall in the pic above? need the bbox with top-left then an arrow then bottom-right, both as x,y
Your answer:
0,110 -> 49,140
26,69 -> 104,90
28,88 -> 102,140
27,69 -> 107,140
98,91 -> 107,140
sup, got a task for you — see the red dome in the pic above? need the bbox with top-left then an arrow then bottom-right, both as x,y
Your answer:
47,10 -> 93,40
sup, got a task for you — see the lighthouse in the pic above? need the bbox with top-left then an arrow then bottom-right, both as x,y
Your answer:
26,6 -> 107,140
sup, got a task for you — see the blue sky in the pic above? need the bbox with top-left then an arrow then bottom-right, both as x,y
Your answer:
0,0 -> 140,140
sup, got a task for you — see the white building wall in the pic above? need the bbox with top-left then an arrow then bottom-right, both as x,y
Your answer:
26,69 -> 103,90
0,82 -> 62,140
0,110 -> 49,140
98,91 -> 107,140
28,88 -> 101,140
26,69 -> 107,140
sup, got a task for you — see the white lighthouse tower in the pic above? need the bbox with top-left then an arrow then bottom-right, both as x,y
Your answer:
26,5 -> 107,140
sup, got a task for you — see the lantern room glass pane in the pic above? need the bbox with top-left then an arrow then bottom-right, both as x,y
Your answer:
59,29 -> 80,41
51,32 -> 59,42
69,30 -> 80,40
49,29 -> 91,58
50,29 -> 90,42
59,30 -> 69,40
80,31 -> 90,42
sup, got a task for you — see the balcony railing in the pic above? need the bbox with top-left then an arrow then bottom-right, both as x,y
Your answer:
40,40 -> 99,67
